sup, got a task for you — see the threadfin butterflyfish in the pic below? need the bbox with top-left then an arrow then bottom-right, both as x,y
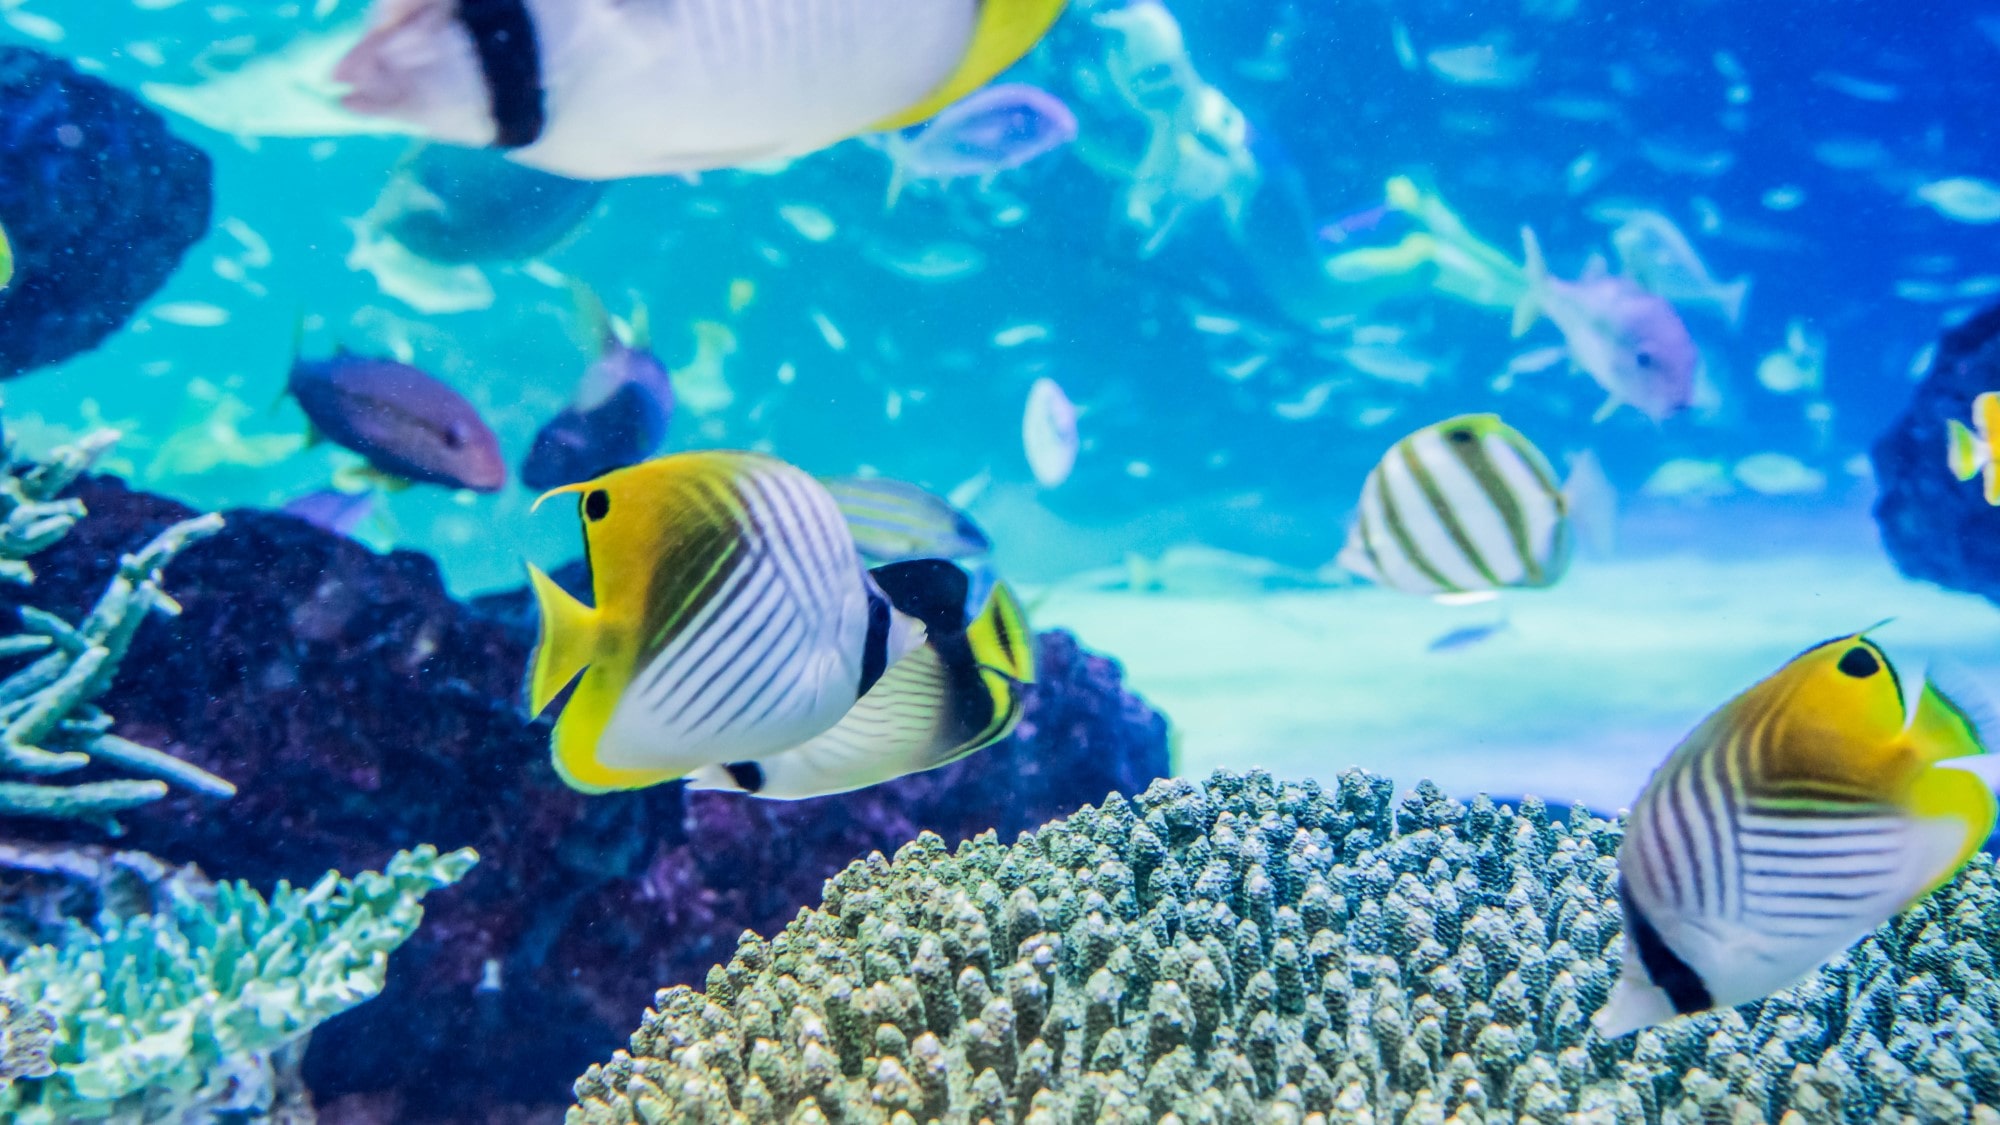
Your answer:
687,559 -> 1034,800
333,0 -> 1070,181
526,450 -> 947,793
1946,391 -> 2000,505
1338,414 -> 1607,599
1594,631 -> 1998,1038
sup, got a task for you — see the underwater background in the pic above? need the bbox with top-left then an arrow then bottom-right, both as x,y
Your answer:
0,0 -> 1999,1120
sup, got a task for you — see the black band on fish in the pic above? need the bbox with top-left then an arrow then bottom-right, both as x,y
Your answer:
456,0 -> 546,149
723,761 -> 765,793
1620,883 -> 1713,1016
859,585 -> 892,698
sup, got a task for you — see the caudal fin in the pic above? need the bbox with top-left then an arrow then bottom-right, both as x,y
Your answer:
1719,276 -> 1751,327
1563,449 -> 1619,560
1947,417 -> 1986,482
1511,227 -> 1548,337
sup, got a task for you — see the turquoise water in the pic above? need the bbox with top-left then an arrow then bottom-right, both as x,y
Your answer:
4,0 -> 1999,801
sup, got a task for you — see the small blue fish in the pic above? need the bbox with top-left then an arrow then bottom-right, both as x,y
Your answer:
521,288 -> 675,492
1426,617 -> 1511,653
885,83 -> 1077,205
288,344 -> 507,493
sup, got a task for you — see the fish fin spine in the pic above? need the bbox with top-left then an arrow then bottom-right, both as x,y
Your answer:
868,0 -> 1069,133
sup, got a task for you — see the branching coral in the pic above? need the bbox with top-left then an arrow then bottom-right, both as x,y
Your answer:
0,843 -> 477,1123
567,769 -> 2000,1125
0,426 -> 231,830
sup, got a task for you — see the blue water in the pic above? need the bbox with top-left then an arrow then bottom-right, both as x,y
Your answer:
1,0 -> 1990,597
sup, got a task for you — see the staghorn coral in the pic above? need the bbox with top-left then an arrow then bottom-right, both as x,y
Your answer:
0,426 -> 231,830
0,844 -> 476,1124
569,769 -> 2000,1125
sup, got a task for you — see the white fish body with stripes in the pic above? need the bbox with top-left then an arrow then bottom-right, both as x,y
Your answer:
332,0 -> 1069,180
525,450 -> 1033,799
1337,413 -> 1609,600
1594,631 -> 1997,1037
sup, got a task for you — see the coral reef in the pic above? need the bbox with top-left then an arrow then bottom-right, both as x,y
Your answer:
0,47 -> 214,377
0,844 -> 475,1124
0,475 -> 1172,1120
1872,298 -> 2000,604
0,428 -> 230,828
569,769 -> 2000,1125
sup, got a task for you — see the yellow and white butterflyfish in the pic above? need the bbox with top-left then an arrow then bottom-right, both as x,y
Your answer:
1595,630 -> 1998,1038
333,0 -> 1070,181
687,559 -> 1036,800
525,450 -> 936,793
1946,390 -> 2000,505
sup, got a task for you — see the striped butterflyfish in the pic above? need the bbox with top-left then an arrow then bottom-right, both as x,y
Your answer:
687,559 -> 1035,800
1337,413 -> 1588,598
525,450 -> 936,793
333,0 -> 1070,182
1595,631 -> 1997,1038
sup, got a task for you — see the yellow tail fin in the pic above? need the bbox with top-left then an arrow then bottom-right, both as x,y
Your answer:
1948,418 -> 1986,483
870,0 -> 1069,132
526,563 -> 597,716
969,578 -> 1036,686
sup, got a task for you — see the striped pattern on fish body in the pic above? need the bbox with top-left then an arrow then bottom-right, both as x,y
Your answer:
1597,633 -> 1997,1037
689,565 -> 1036,800
821,475 -> 992,562
1337,414 -> 1570,597
527,451 -> 925,793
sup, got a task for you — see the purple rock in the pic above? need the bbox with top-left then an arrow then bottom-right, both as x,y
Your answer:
1872,299 -> 2000,604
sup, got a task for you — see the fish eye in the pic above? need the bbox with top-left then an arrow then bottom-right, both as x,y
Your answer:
584,489 -> 610,522
1837,646 -> 1880,678
1448,428 -> 1475,445
443,425 -> 466,449
1635,350 -> 1655,369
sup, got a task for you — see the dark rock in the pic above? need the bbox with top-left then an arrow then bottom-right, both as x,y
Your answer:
0,476 -> 1172,1121
1871,300 -> 2000,602
0,48 -> 213,377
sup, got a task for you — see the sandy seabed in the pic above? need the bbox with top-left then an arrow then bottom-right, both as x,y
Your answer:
1030,498 -> 2000,814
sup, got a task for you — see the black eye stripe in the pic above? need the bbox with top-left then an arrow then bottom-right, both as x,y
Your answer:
584,489 -> 610,521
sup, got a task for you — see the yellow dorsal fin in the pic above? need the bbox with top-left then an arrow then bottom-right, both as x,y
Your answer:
870,0 -> 1070,132
526,562 -> 597,716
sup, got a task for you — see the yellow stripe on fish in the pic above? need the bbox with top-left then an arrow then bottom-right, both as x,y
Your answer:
873,0 -> 1072,132
1595,631 -> 1997,1038
526,450 -> 927,793
686,561 -> 1036,800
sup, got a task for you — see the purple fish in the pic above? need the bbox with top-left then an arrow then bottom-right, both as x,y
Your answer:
281,488 -> 378,538
886,83 -> 1077,204
1513,228 -> 1698,423
520,302 -> 675,492
288,350 -> 507,491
